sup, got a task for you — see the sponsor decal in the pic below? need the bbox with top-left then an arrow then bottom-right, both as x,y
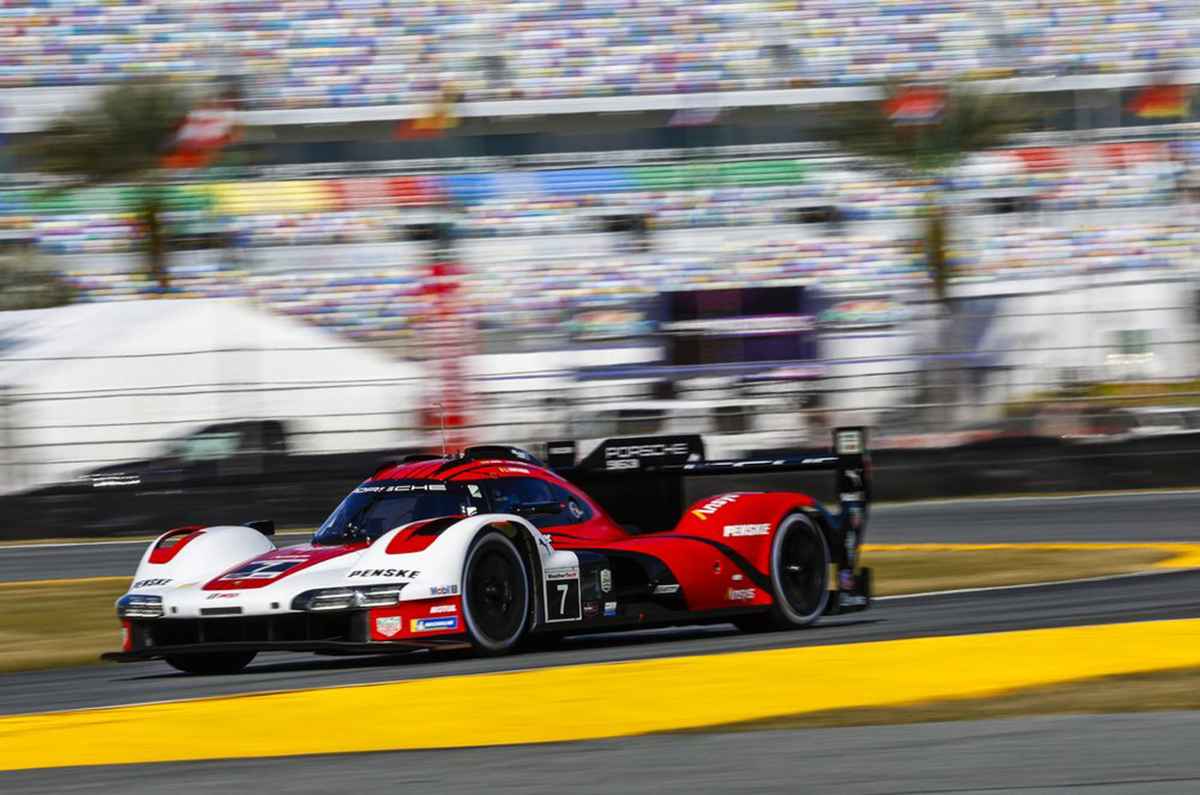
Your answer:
603,601 -> 618,617
207,592 -> 239,600
606,442 -> 692,461
354,483 -> 447,494
375,616 -> 403,637
429,584 -> 459,596
652,584 -> 680,595
348,568 -> 420,579
428,603 -> 457,614
412,616 -> 459,633
723,523 -> 770,538
836,431 -> 863,455
731,574 -> 744,582
599,568 -> 612,594
546,567 -> 579,581
547,445 -> 574,456
219,558 -> 309,581
583,601 -> 601,618
467,484 -> 482,498
847,507 -> 864,531
727,587 -> 757,601
500,467 -> 530,474
690,494 -> 741,521
132,578 -> 171,589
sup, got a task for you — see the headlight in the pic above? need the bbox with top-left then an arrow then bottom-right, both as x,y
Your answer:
291,584 -> 407,612
355,584 -> 406,607
117,594 -> 163,619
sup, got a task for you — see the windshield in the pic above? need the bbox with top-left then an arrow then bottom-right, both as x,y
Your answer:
313,481 -> 485,546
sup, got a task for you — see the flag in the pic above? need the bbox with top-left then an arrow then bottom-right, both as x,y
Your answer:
395,85 -> 460,140
1126,84 -> 1190,119
160,104 -> 237,169
884,86 -> 945,125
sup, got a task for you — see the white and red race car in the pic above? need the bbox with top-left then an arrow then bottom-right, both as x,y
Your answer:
105,428 -> 872,674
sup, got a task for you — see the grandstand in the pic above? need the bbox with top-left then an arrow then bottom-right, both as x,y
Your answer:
2,1 -> 1197,109
1,2 -> 1198,356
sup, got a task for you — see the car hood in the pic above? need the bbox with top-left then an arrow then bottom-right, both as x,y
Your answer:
203,542 -> 366,591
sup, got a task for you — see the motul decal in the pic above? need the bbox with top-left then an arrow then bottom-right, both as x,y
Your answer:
690,494 -> 740,521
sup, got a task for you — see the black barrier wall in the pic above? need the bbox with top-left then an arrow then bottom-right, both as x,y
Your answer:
2,435 -> 1199,540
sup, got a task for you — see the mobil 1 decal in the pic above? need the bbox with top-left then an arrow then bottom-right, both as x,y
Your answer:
544,566 -> 582,623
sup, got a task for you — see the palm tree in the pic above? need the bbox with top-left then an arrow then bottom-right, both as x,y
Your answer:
818,83 -> 1027,305
22,81 -> 193,292
816,83 -> 1028,423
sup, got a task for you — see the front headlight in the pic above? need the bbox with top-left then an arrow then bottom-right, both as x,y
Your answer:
291,583 -> 407,612
117,594 -> 164,619
355,584 -> 406,607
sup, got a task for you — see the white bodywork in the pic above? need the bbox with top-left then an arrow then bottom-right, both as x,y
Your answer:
122,516 -> 579,622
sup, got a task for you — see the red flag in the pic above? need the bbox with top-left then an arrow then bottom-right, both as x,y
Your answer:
161,105 -> 237,169
884,86 -> 945,125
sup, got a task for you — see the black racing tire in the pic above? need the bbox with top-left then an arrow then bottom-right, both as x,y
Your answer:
767,512 -> 831,628
164,652 -> 257,675
461,531 -> 531,656
735,512 -> 830,633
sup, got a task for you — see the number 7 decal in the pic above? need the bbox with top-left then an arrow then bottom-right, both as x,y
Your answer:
544,571 -> 582,622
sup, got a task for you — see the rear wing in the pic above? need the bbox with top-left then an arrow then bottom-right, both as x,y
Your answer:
547,427 -> 870,533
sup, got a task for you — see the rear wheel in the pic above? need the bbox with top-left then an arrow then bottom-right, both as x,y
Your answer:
164,652 -> 256,675
735,513 -> 830,632
462,531 -> 530,655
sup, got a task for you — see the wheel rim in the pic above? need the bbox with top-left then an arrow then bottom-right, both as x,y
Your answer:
466,540 -> 527,645
775,517 -> 828,620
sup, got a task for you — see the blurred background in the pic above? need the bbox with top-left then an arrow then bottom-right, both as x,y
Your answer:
0,0 -> 1198,537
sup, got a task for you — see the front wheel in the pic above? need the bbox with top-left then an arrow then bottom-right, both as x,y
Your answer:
164,652 -> 257,675
461,531 -> 531,655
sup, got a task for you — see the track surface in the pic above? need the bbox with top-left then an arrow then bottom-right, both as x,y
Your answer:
3,490 -> 1198,583
2,567 -> 1198,716
7,712 -> 1200,794
2,492 -> 1198,791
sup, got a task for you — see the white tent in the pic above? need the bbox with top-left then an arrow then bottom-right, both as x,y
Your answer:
0,299 -> 427,492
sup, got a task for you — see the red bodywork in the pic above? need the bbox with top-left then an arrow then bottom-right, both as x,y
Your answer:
366,459 -> 818,616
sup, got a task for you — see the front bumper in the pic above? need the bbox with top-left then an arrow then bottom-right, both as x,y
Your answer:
107,608 -> 467,662
102,637 -> 468,662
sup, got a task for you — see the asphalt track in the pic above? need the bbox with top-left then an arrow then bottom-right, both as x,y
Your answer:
3,489 -> 1199,583
2,492 -> 1198,791
3,567 -> 1199,716
7,712 -> 1200,794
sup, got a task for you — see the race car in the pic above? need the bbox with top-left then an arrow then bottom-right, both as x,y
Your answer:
103,427 -> 873,674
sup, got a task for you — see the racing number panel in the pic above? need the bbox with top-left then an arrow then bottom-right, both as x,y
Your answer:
544,566 -> 583,622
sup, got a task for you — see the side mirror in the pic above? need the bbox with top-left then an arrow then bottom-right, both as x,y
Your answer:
245,519 -> 276,536
513,501 -> 562,517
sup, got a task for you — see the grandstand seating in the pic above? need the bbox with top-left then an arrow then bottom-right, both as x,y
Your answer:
1,152 -> 1187,254
2,1 -> 1195,107
53,222 -> 1200,342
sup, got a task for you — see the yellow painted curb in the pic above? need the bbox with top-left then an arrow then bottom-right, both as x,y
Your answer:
2,618 -> 1200,771
864,542 -> 1200,569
